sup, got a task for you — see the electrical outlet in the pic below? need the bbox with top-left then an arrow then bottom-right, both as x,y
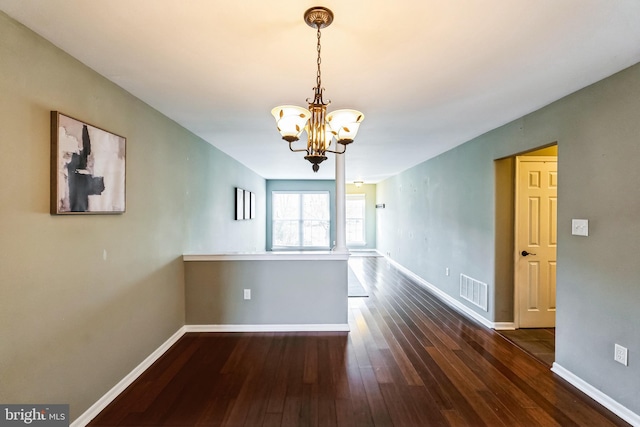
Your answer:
243,289 -> 251,300
614,344 -> 628,366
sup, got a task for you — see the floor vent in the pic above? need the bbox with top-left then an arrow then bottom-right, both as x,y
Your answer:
460,274 -> 488,311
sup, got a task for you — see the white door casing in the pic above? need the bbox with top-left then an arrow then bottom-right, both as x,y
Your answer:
515,156 -> 557,328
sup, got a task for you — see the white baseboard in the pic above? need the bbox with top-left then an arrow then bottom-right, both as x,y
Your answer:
552,363 -> 640,426
383,256 -> 498,329
185,323 -> 350,333
493,322 -> 516,330
71,326 -> 186,427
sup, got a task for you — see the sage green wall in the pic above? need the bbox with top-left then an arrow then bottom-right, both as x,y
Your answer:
185,259 -> 348,325
0,12 -> 264,422
377,63 -> 640,414
184,140 -> 266,254
346,183 -> 377,250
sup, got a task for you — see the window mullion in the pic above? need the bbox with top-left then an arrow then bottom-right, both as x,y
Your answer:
299,195 -> 304,246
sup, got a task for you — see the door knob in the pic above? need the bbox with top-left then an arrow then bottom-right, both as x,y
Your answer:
521,250 -> 537,256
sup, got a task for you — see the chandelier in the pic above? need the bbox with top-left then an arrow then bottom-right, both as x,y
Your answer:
271,7 -> 364,173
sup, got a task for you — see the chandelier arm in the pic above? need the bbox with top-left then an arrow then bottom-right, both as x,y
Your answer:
289,141 -> 310,154
325,145 -> 347,155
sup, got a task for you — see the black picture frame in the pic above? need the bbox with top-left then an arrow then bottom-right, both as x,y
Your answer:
235,188 -> 244,220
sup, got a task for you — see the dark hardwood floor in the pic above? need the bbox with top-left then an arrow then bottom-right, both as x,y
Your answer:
498,328 -> 556,367
88,256 -> 628,426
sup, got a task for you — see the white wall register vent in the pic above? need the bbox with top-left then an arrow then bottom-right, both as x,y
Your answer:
460,274 -> 488,311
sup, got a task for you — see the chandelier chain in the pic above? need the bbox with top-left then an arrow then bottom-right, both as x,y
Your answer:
316,25 -> 322,90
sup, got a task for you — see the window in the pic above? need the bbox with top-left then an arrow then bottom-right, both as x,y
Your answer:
272,191 -> 330,249
346,194 -> 366,245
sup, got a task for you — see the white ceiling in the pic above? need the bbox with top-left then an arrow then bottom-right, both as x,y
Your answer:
2,1 -> 640,182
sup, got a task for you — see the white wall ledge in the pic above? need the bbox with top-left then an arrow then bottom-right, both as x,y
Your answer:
183,251 -> 350,261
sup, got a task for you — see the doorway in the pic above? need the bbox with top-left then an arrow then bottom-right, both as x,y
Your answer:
494,144 -> 558,365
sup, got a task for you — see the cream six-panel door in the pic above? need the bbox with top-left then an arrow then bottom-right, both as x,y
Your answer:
515,156 -> 558,328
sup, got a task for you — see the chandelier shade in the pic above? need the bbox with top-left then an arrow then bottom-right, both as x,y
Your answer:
272,6 -> 364,173
271,105 -> 311,142
327,109 -> 365,145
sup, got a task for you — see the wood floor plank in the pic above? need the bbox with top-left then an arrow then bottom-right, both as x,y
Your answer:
262,412 -> 283,427
378,382 -> 421,426
303,334 -> 319,385
333,398 -> 352,427
265,335 -> 294,414
351,306 -> 394,384
361,304 -> 425,387
88,256 -> 629,427
280,396 -> 302,427
327,334 -> 350,400
341,366 -> 375,426
358,366 -> 393,426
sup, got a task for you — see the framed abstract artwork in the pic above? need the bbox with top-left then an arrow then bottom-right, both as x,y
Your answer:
243,190 -> 251,219
235,187 -> 255,220
235,188 -> 244,220
50,111 -> 126,214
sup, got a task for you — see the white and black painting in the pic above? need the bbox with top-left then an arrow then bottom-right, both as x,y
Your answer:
235,188 -> 244,220
51,111 -> 126,214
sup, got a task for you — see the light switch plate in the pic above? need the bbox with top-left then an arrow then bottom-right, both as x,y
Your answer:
572,219 -> 589,236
